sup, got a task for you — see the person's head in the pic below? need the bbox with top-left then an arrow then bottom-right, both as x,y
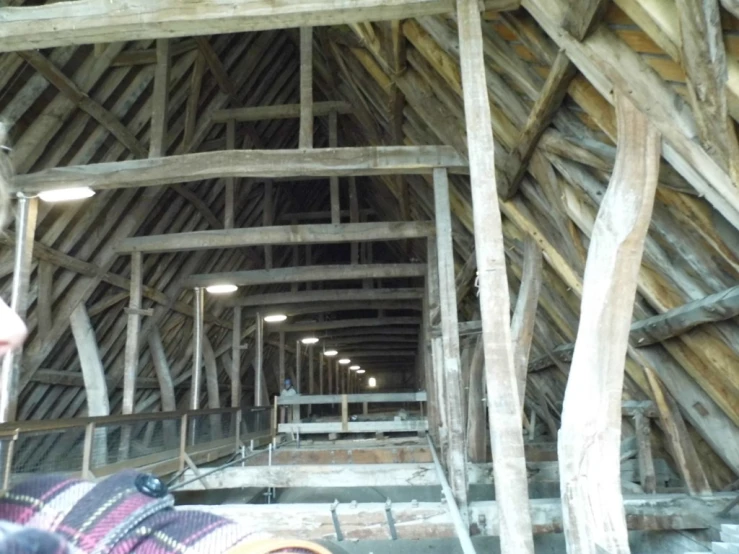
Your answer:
284,378 -> 292,389
0,123 -> 28,358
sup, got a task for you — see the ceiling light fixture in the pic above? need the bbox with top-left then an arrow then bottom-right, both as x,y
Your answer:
39,187 -> 95,203
349,365 -> 360,371
323,349 -> 338,357
368,377 -> 377,388
301,337 -> 319,345
205,284 -> 238,294
356,369 -> 366,374
338,358 -> 351,365
264,314 -> 287,323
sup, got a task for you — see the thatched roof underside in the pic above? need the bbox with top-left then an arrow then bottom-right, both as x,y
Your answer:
0,1 -> 738,488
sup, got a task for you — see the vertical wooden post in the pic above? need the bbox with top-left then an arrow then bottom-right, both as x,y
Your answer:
70,304 -> 110,466
349,176 -> 359,263
255,312 -> 264,407
319,350 -> 324,395
225,119 -> 235,229
191,288 -> 204,411
341,394 -> 349,432
232,307 -> 242,408
148,326 -> 177,443
558,93 -> 660,554
122,251 -> 143,419
82,423 -> 95,480
295,341 -> 302,394
263,181 -> 273,268
37,261 -> 53,340
432,168 -> 468,514
328,358 -> 334,395
308,346 -> 314,414
278,331 -> 286,389
149,39 -> 170,158
422,248 -> 440,446
431,336 -> 448,458
299,27 -> 313,149
329,110 -> 341,224
466,335 -> 486,462
427,240 -> 446,452
455,0 -> 534,549
634,411 -> 657,493
202,334 -> 222,439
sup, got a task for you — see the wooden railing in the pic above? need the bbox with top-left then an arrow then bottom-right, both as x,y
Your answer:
273,392 -> 428,435
0,406 -> 273,489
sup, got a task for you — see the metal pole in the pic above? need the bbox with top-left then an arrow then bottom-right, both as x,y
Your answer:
427,434 -> 477,554
0,195 -> 37,486
190,287 -> 204,444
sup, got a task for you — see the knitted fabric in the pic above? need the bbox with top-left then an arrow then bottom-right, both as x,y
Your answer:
0,470 -> 333,553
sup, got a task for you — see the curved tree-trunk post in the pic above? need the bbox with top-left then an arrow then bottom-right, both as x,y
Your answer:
466,335 -> 486,462
255,312 -> 266,407
456,0 -> 535,550
202,334 -> 222,440
558,93 -> 660,554
190,287 -> 204,445
70,304 -> 110,467
148,326 -> 177,446
511,236 -> 543,410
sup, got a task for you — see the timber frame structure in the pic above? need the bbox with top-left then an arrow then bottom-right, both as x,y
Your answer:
0,0 -> 739,552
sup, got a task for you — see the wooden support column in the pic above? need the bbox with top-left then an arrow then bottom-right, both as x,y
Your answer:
203,334 -> 223,438
299,27 -> 314,149
36,261 -> 53,340
421,259 -> 440,446
149,39 -> 170,158
308,346 -> 315,414
633,410 -> 657,493
255,312 -> 265,406
231,307 -> 242,408
148,326 -> 177,445
427,240 -> 446,453
455,0 -> 534,550
70,304 -> 109,466
122,250 -> 142,456
327,357 -> 333,395
644,366 -> 711,495
432,168 -> 468,514
225,119 -> 236,229
558,93 -> 660,554
278,331 -> 286,388
466,335 -> 486,462
511,237 -> 543,409
263,181 -> 273,268
191,288 -> 204,411
295,341 -> 302,394
349,176 -> 359,263
329,111 -> 341,224
319,350 -> 324,395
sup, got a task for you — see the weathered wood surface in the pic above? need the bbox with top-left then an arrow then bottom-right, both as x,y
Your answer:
213,101 -> 351,123
189,494 -> 733,540
185,263 -> 426,288
276,317 -> 420,333
224,288 -> 424,307
299,27 -> 314,149
558,94 -> 660,554
117,222 -> 435,253
0,0 -> 457,52
456,0 -> 534,550
15,147 -> 466,193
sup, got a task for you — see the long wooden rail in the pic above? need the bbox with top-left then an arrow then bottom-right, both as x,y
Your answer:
0,406 -> 273,489
273,392 -> 428,435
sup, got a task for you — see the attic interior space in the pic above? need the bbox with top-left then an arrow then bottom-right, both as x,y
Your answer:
0,0 -> 738,553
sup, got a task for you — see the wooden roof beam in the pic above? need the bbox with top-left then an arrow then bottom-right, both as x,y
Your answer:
277,317 -> 421,333
561,0 -> 609,41
0,0 -> 456,52
117,221 -> 433,253
213,101 -> 352,123
185,263 -> 426,288
223,287 -> 424,307
14,146 -> 467,194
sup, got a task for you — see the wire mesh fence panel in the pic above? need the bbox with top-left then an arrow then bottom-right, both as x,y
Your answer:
188,411 -> 235,447
12,428 -> 86,475
243,407 -> 271,437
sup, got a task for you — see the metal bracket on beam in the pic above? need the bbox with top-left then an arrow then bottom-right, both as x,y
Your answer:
330,500 -> 344,541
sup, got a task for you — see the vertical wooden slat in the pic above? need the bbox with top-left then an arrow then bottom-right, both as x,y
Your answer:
148,326 -> 177,445
225,119 -> 235,229
191,287 -> 204,411
36,261 -> 53,340
455,0 -> 534,549
432,168 -> 468,513
319,349 -> 324,395
231,307 -> 241,408
149,39 -> 170,158
634,411 -> 657,493
263,181 -> 273,268
466,335 -> 486,462
278,331 -> 286,387
183,53 -> 205,151
558,93 -> 660,554
329,110 -> 341,224
341,394 -> 349,432
255,312 -> 264,406
349,175 -> 359,263
299,27 -> 314,149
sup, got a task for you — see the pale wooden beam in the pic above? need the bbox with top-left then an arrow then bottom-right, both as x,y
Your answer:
0,0 -> 455,52
349,176 -> 359,263
481,0 -> 521,9
122,252 -> 143,417
263,181 -> 273,268
186,263 -> 426,288
149,39 -> 170,158
432,168 -> 469,513
147,326 -> 176,412
30,369 -> 161,390
223,287 -> 423,307
457,0 -> 534,550
499,50 -> 577,198
676,0 -> 739,186
196,36 -> 239,101
14,147 -> 466,194
36,261 -> 53,341
242,301 -> 420,318
255,312 -> 266,406
510,237 -> 542,408
278,331 -> 286,391
183,53 -> 205,151
329,110 -> 341,224
202,335 -> 221,410
112,39 -> 199,66
561,0 -> 608,40
558,93 -> 660,554
466,336 -> 486,462
300,27 -> 314,149
213,100 -> 352,123
19,50 -> 147,158
224,119 -> 235,229
278,317 -> 420,333
117,221 -> 434,253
